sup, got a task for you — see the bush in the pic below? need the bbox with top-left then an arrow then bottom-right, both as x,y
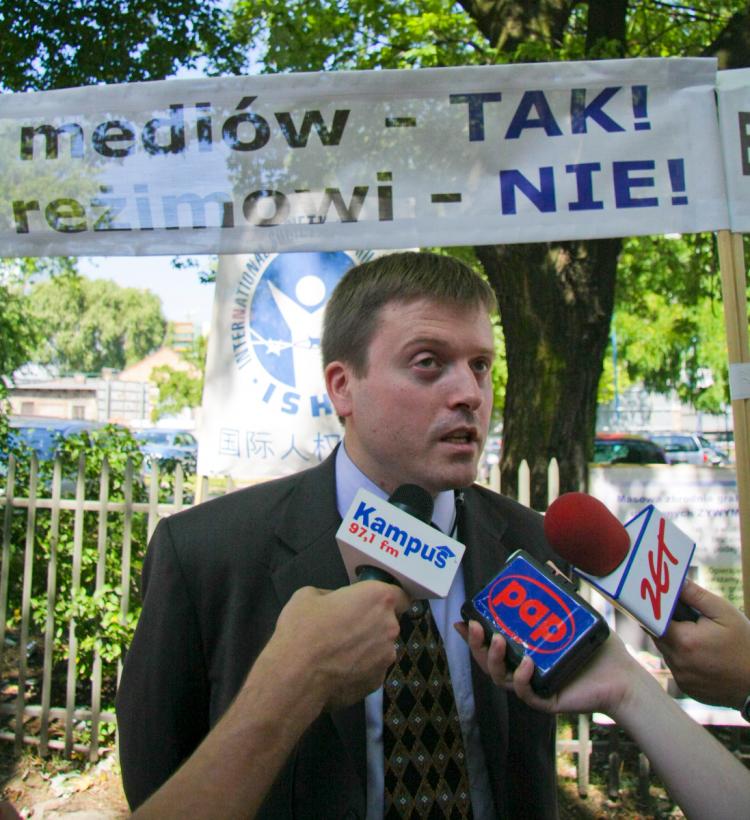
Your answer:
0,421 -> 182,726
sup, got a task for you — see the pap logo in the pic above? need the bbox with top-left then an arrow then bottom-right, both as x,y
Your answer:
231,251 -> 372,417
487,574 -> 575,654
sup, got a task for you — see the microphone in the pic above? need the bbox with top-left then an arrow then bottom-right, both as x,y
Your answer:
461,548 -> 609,697
335,484 -> 465,599
544,492 -> 699,637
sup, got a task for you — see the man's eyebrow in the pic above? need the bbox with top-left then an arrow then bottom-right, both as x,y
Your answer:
401,337 -> 495,355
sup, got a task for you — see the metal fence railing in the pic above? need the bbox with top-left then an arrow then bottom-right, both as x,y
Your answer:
0,455 -> 561,763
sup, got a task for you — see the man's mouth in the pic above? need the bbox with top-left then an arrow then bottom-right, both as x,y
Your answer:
441,429 -> 479,446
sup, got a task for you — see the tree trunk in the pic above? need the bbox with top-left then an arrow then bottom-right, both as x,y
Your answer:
457,0 -> 629,510
703,6 -> 750,69
476,239 -> 620,509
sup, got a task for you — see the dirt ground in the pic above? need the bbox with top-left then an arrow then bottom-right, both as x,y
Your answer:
0,746 -> 128,819
0,742 -> 684,820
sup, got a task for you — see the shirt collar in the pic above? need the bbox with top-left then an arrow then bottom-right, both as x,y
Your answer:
335,442 -> 456,534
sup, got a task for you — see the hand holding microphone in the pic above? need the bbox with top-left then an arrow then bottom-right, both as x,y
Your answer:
273,583 -> 410,710
654,579 -> 750,710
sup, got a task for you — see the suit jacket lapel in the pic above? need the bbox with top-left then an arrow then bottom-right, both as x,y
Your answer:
459,486 -> 515,804
460,487 -> 511,592
269,451 -> 369,795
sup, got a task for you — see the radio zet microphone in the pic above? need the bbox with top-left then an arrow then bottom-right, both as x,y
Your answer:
544,492 -> 698,637
461,550 -> 609,697
336,485 -> 465,599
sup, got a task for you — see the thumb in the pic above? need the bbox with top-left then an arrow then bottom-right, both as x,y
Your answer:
679,579 -> 724,620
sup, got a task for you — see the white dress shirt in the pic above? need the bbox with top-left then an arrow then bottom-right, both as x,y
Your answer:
334,445 -> 495,819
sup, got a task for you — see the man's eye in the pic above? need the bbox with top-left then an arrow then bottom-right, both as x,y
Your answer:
414,356 -> 438,369
473,359 -> 491,373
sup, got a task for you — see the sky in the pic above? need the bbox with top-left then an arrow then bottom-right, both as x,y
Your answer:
78,254 -> 217,328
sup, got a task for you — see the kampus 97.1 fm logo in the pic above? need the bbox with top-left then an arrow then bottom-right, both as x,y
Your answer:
230,250 -> 372,417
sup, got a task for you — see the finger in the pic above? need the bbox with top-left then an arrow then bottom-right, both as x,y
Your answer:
513,654 -> 535,687
485,633 -> 511,687
391,586 -> 411,616
453,621 -> 469,641
458,620 -> 491,675
679,579 -> 729,621
511,656 -> 554,712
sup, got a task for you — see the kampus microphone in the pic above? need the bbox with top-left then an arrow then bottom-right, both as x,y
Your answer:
544,492 -> 699,636
336,484 -> 465,599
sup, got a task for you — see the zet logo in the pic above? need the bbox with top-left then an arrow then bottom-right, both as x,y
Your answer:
487,574 -> 575,654
230,250 -> 372,418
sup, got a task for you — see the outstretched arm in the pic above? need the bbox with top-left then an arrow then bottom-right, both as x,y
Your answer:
133,581 -> 409,820
457,620 -> 750,820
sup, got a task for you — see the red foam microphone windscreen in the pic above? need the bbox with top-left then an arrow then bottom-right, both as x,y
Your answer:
544,492 -> 630,576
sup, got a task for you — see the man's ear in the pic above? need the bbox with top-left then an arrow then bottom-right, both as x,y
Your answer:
324,361 -> 354,419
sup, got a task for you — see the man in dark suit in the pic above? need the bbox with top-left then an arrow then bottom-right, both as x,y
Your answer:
116,251 -> 561,818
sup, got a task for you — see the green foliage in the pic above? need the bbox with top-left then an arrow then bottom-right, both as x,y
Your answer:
0,274 -> 39,392
28,274 -> 167,374
1,417 -> 196,743
223,0 -> 493,73
1,424 -> 164,722
217,0 -> 750,76
0,258 -> 81,393
626,1 -> 738,58
150,335 -> 208,421
171,255 -> 219,285
0,0 -> 239,92
609,232 -> 739,413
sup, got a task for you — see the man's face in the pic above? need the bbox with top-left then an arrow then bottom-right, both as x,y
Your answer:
325,297 -> 495,496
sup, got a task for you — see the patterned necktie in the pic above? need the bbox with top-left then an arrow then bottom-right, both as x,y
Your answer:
383,600 -> 473,818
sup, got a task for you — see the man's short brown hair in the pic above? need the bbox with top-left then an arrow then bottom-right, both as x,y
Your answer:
321,251 -> 497,376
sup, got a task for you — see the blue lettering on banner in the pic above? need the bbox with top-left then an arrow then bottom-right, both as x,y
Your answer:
216,427 -> 340,462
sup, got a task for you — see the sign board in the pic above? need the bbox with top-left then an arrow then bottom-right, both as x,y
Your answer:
1,58 -> 728,256
197,250 -> 374,478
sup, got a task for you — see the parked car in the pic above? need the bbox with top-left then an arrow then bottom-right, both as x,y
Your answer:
593,433 -> 670,465
5,417 -> 105,461
647,432 -> 729,466
134,428 -> 198,470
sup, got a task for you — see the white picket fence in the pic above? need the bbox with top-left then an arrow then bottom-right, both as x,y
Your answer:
0,454 -> 562,762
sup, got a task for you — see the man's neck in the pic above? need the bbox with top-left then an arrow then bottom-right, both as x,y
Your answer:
334,443 -> 456,534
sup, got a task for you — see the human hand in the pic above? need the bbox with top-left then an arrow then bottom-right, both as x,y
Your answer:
454,619 -> 637,717
0,802 -> 20,820
654,579 -> 750,709
272,582 -> 410,711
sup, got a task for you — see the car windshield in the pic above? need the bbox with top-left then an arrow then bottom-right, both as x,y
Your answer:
8,426 -> 60,458
651,435 -> 697,452
593,441 -> 626,463
173,433 -> 196,447
137,431 -> 172,445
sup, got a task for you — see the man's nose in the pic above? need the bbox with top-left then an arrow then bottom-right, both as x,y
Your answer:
447,364 -> 484,410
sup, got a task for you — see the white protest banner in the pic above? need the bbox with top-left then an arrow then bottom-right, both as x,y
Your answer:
1,58 -> 728,257
717,68 -> 750,232
197,250 -> 375,479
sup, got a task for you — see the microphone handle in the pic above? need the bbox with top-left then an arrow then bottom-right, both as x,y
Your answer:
672,599 -> 700,622
356,565 -> 400,585
358,564 -> 427,617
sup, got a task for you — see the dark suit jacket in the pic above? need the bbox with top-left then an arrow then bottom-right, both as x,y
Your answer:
116,452 -> 560,818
